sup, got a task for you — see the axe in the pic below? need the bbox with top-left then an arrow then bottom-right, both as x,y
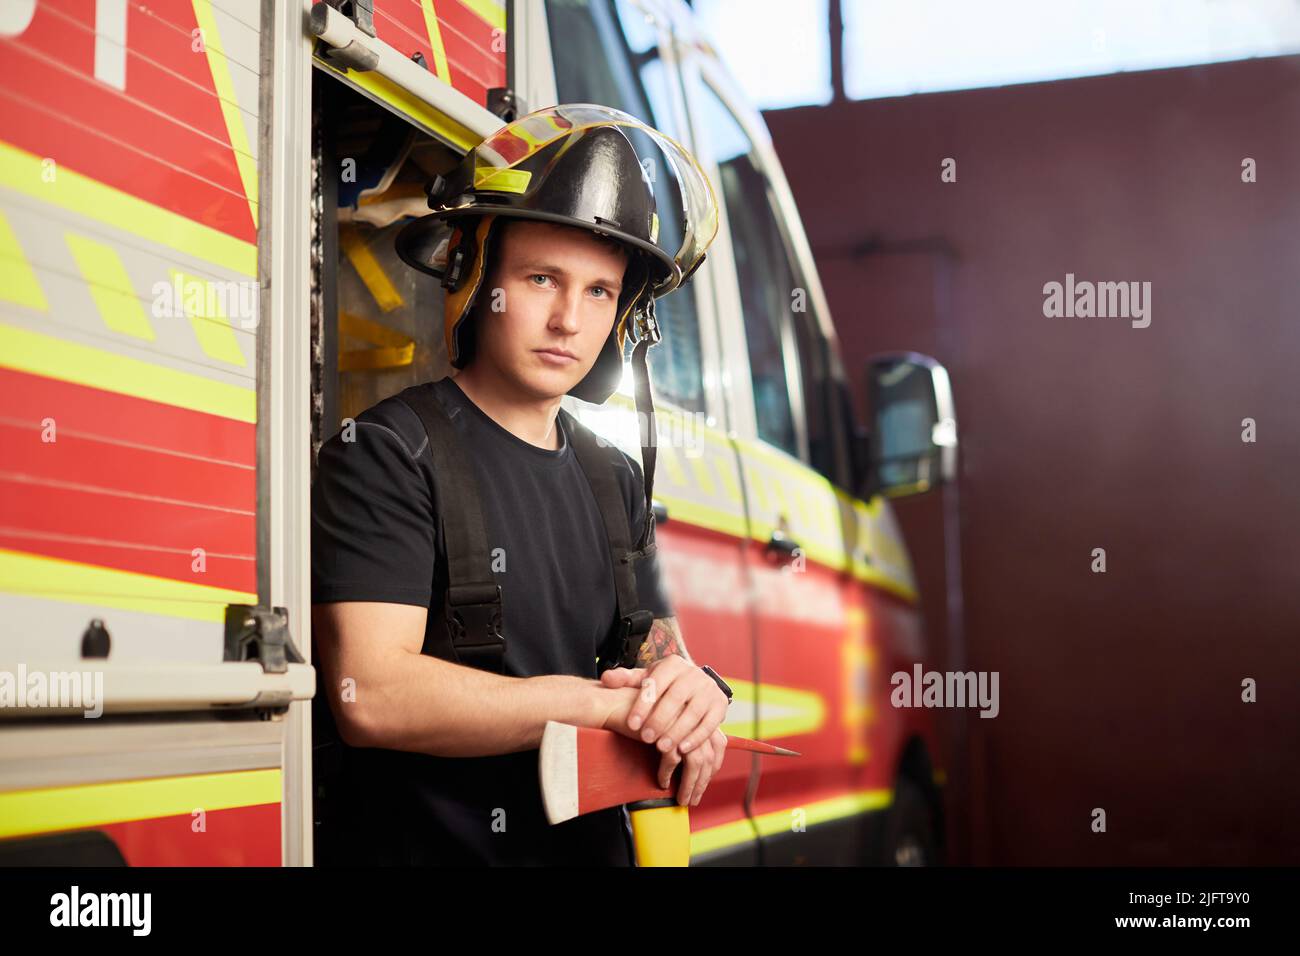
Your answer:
538,720 -> 799,866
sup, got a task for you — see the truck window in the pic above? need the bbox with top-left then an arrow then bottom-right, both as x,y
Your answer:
545,0 -> 706,414
791,290 -> 852,488
692,80 -> 801,459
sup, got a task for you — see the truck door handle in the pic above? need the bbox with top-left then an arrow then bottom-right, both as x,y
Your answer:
765,527 -> 800,558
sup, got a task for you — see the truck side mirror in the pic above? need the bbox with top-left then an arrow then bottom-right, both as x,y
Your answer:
862,352 -> 957,499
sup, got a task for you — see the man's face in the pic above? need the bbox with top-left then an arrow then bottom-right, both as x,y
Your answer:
470,219 -> 629,400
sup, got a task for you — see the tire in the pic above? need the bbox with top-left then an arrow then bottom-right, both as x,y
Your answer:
880,776 -> 937,866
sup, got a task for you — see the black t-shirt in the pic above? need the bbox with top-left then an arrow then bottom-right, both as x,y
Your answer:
310,376 -> 672,866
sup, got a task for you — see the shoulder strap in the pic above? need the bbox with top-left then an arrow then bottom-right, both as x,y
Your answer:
395,384 -> 506,674
564,409 -> 654,671
630,337 -> 657,552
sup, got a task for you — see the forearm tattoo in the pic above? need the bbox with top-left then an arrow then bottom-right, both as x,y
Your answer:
636,615 -> 689,666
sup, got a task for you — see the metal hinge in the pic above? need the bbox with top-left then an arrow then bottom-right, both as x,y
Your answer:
223,605 -> 305,675
325,0 -> 375,37
312,0 -> 380,72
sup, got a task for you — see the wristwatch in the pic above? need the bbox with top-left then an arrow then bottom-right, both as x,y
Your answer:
700,665 -> 733,704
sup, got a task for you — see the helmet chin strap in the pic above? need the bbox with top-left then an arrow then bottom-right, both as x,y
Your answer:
630,295 -> 660,553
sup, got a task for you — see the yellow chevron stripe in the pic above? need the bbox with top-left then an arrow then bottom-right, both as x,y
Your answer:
0,140 -> 256,277
65,233 -> 155,341
750,789 -> 893,838
192,0 -> 259,230
689,789 -> 893,857
714,459 -> 743,508
0,549 -> 256,624
745,465 -> 771,513
171,269 -> 249,367
857,568 -> 916,604
0,322 -> 255,423
657,444 -> 691,490
0,769 -> 281,839
655,491 -> 748,541
420,0 -> 453,84
458,0 -> 506,31
688,455 -> 717,498
749,680 -> 827,739
589,396 -> 916,601
0,210 -> 48,310
690,816 -> 757,857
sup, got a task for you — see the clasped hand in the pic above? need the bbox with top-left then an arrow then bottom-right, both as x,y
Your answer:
600,657 -> 729,807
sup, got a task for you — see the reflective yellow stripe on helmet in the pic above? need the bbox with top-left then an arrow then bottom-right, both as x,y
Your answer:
473,166 -> 532,194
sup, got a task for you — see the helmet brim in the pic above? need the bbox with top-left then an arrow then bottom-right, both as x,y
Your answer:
396,205 -> 679,292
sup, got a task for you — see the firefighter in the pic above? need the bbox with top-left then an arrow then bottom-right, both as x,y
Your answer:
310,105 -> 731,865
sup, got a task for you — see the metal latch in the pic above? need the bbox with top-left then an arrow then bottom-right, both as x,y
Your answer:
224,605 -> 305,675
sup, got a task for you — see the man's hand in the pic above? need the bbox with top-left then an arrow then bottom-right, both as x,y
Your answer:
600,658 -> 729,805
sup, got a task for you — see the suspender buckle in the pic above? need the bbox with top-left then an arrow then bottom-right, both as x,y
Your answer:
614,608 -> 655,668
445,582 -> 505,669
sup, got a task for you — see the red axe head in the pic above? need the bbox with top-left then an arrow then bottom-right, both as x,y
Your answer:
538,721 -> 799,824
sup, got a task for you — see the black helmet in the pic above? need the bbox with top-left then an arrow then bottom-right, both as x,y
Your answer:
396,104 -> 717,404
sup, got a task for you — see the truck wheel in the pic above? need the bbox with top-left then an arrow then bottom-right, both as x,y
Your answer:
881,777 -> 936,866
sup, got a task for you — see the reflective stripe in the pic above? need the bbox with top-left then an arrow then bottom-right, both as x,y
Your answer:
64,233 -> 154,341
689,789 -> 894,857
0,141 -> 257,278
313,57 -> 482,153
724,679 -> 827,740
170,269 -> 250,368
192,0 -> 259,229
419,0 -> 453,84
1,195 -> 257,375
0,768 -> 281,839
579,392 -> 918,600
689,816 -> 758,857
749,789 -> 893,838
473,165 -> 532,194
0,547 -> 256,624
458,0 -> 506,31
738,437 -> 919,602
654,492 -> 748,540
0,322 -> 256,423
0,210 -> 48,310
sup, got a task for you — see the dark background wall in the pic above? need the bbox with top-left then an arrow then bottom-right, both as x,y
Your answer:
764,55 -> 1300,865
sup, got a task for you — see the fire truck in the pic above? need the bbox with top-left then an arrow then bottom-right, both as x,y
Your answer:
0,0 -> 957,866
